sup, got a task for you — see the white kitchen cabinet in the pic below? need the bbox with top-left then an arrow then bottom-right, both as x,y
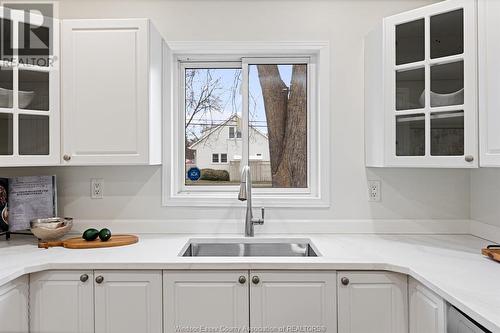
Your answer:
94,270 -> 162,333
478,0 -> 500,166
250,271 -> 337,333
365,0 -> 477,168
0,275 -> 29,333
164,270 -> 337,333
61,19 -> 163,165
337,271 -> 408,333
30,270 -> 161,333
409,277 -> 446,333
0,7 -> 60,166
163,271 -> 249,333
30,270 -> 94,333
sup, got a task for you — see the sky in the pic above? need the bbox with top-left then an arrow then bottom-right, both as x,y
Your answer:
185,64 -> 296,141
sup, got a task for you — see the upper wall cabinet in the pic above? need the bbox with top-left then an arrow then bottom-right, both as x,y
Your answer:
478,0 -> 500,167
0,7 -> 60,166
365,0 -> 477,168
61,19 -> 163,165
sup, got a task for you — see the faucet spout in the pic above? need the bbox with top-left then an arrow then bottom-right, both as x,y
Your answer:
238,177 -> 247,201
238,166 -> 264,237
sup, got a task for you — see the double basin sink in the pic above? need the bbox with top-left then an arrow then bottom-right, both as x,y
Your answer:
180,238 -> 319,257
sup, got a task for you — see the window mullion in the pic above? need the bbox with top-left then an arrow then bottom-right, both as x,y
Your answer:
241,61 -> 250,169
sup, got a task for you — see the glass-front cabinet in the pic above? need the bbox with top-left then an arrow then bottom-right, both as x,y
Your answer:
0,7 -> 59,166
365,0 -> 477,167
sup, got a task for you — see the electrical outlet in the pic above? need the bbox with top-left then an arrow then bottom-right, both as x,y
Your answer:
368,180 -> 381,202
91,178 -> 103,199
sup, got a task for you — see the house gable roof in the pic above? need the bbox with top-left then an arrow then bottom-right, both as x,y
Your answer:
188,114 -> 268,149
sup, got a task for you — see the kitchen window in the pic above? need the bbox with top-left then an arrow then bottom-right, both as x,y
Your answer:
163,42 -> 330,207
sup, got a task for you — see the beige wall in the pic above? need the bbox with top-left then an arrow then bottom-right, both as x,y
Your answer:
2,0 -> 472,232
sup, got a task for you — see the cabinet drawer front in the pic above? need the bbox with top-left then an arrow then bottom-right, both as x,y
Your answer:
337,271 -> 408,333
30,271 -> 94,333
94,270 -> 162,333
164,271 -> 249,332
250,271 -> 337,333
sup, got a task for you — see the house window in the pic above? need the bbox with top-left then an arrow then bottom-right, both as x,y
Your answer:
229,127 -> 242,139
164,42 -> 330,207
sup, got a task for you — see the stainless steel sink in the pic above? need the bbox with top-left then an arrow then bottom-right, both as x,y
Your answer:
180,239 -> 319,257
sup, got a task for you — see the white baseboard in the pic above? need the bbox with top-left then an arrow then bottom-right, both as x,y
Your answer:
69,218 -> 471,235
470,220 -> 500,243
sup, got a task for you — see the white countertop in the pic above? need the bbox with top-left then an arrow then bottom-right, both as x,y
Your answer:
1,234 -> 499,332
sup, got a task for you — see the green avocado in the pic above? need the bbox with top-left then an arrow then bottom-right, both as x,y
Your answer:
99,228 -> 112,242
82,228 -> 99,241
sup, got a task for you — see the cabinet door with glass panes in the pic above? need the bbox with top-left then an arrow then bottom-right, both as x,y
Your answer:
0,7 -> 59,166
384,0 -> 477,167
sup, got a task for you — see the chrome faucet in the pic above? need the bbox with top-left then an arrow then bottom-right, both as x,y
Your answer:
238,166 -> 264,237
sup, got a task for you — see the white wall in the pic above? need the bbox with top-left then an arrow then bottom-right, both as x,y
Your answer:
1,0 -> 473,233
193,119 -> 270,172
470,169 -> 500,242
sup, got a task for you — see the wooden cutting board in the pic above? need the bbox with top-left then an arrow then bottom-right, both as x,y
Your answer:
38,234 -> 139,249
481,246 -> 500,263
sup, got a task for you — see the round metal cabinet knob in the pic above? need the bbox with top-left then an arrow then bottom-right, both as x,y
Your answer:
341,277 -> 350,286
80,274 -> 89,282
465,155 -> 474,162
95,276 -> 104,284
63,154 -> 71,161
238,276 -> 247,284
252,276 -> 260,285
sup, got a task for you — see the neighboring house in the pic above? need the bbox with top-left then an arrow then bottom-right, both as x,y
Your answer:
188,115 -> 271,182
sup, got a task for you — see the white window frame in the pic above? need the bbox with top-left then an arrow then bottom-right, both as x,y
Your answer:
228,126 -> 242,139
163,41 -> 330,207
210,153 -> 228,165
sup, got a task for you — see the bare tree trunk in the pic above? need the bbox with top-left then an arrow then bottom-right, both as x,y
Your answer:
257,64 -> 307,188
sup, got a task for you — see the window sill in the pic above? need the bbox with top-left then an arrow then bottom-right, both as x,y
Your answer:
162,191 -> 330,208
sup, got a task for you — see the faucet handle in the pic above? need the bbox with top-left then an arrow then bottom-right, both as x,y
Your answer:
253,207 -> 264,225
